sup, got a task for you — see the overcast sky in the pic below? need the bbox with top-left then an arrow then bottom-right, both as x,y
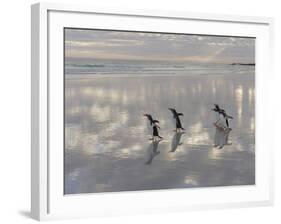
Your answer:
65,28 -> 255,64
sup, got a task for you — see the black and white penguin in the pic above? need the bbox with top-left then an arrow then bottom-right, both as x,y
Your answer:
143,114 -> 159,126
211,104 -> 233,127
221,110 -> 234,128
152,123 -> 163,141
212,104 -> 223,121
168,108 -> 185,132
212,104 -> 233,148
143,113 -> 162,141
212,104 -> 222,113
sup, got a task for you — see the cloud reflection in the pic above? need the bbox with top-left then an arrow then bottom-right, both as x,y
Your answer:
64,69 -> 255,194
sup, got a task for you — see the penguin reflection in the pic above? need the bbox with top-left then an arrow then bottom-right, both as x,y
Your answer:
145,140 -> 161,165
170,131 -> 185,153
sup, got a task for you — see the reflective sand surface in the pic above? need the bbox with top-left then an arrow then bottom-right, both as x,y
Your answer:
64,70 -> 255,194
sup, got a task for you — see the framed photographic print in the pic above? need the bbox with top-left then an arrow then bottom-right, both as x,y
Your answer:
31,2 -> 274,221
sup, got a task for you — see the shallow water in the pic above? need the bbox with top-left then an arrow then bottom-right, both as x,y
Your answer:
64,68 -> 255,194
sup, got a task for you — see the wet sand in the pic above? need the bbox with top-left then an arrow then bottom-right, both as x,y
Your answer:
64,71 -> 255,194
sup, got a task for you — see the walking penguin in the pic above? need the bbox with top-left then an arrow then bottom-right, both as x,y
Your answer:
143,113 -> 163,141
168,108 -> 185,132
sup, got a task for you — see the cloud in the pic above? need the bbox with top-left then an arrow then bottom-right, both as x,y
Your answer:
65,29 -> 255,63
66,39 -> 144,47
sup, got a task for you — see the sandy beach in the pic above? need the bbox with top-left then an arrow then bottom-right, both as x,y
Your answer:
64,63 -> 255,194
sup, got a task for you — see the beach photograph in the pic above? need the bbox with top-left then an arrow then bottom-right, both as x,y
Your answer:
64,28 -> 255,194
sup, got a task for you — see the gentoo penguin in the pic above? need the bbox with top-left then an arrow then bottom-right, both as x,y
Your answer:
212,104 -> 223,121
211,104 -> 233,127
143,114 -> 159,126
212,104 -> 222,113
212,104 -> 233,148
221,109 -> 234,128
152,122 -> 163,141
221,109 -> 233,145
168,108 -> 185,132
143,113 -> 162,141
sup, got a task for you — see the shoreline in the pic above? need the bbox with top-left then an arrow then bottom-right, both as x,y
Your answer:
65,71 -> 255,80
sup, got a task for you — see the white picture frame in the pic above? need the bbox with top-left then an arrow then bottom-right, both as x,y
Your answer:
31,2 -> 274,221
